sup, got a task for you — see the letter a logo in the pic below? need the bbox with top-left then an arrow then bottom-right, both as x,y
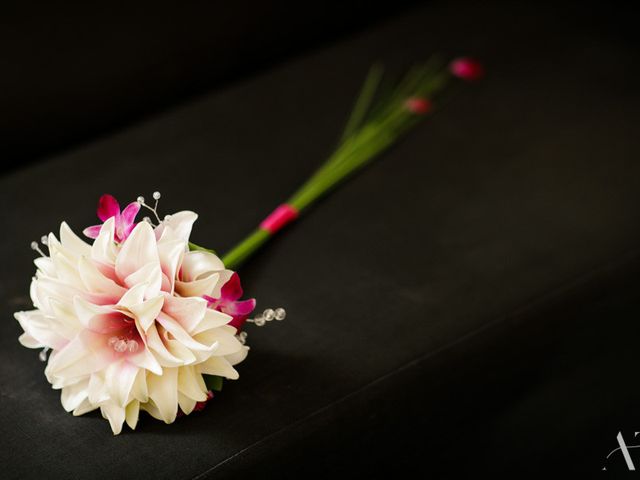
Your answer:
604,431 -> 639,471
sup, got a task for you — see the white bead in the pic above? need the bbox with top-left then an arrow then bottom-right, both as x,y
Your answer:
108,336 -> 119,347
38,349 -> 48,362
114,339 -> 128,352
40,235 -> 48,245
152,191 -> 161,200
137,196 -> 145,204
30,241 -> 38,250
274,307 -> 286,320
237,331 -> 248,344
263,308 -> 275,321
127,340 -> 139,353
254,316 -> 266,326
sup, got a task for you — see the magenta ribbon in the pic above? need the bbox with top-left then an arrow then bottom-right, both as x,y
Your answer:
260,204 -> 299,234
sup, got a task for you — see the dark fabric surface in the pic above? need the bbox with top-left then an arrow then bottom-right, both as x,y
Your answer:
0,0 -> 415,171
209,253 -> 640,476
1,1 -> 640,477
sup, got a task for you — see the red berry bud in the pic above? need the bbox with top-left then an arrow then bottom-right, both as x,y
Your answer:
404,97 -> 432,115
449,57 -> 484,81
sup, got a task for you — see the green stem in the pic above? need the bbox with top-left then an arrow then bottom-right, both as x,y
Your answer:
340,63 -> 383,141
220,228 -> 270,270
197,59 -> 461,270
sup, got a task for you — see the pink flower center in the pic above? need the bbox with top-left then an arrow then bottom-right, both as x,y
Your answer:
105,316 -> 141,354
108,336 -> 139,353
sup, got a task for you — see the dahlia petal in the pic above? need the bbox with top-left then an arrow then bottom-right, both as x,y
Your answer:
115,222 -> 160,282
125,400 -> 140,430
165,338 -> 197,365
73,398 -> 99,416
117,282 -> 147,309
29,278 -> 44,311
93,260 -> 119,283
91,218 -> 117,264
78,256 -> 127,298
60,222 -> 91,256
47,334 -> 110,381
105,360 -> 139,406
158,211 -> 198,242
129,347 -> 162,375
34,276 -> 75,306
50,252 -> 83,289
130,370 -> 149,403
52,353 -> 111,382
140,401 -> 162,422
160,273 -> 172,294
156,236 -> 185,294
101,402 -> 126,435
18,332 -> 42,348
179,251 -> 225,282
178,393 -> 197,416
97,194 -> 120,222
146,325 -> 188,367
156,312 -> 217,352
193,326 -> 243,356
199,356 -> 239,380
147,368 -> 179,424
178,366 -> 208,402
161,294 -> 207,333
14,310 -> 67,350
124,263 -> 162,299
61,380 -> 89,412
73,296 -> 114,329
175,272 -> 221,298
34,256 -> 56,277
127,295 -> 164,332
191,309 -> 233,336
49,299 -> 81,338
225,345 -> 250,366
88,373 -> 109,404
48,230 -> 84,264
35,276 -> 99,314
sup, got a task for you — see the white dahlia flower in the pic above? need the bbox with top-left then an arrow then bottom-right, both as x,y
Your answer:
15,194 -> 253,434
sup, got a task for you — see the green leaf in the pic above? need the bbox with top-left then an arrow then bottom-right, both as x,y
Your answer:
204,375 -> 224,392
188,242 -> 217,255
340,63 -> 384,142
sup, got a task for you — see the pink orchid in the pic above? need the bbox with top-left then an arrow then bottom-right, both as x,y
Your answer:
203,273 -> 256,331
83,194 -> 141,243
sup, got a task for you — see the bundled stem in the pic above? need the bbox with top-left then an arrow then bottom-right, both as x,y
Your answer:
199,58 -> 460,269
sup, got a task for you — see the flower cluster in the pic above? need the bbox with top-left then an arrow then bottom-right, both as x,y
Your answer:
15,194 -> 255,434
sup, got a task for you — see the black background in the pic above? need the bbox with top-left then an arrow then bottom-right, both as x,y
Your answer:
2,0 -> 640,477
0,0 -> 416,170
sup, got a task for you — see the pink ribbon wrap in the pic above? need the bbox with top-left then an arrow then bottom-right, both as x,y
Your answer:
260,204 -> 299,234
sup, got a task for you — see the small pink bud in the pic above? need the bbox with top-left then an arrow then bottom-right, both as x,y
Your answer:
449,57 -> 484,81
193,390 -> 215,412
404,97 -> 432,115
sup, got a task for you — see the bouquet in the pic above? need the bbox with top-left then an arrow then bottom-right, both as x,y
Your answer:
14,57 -> 482,434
